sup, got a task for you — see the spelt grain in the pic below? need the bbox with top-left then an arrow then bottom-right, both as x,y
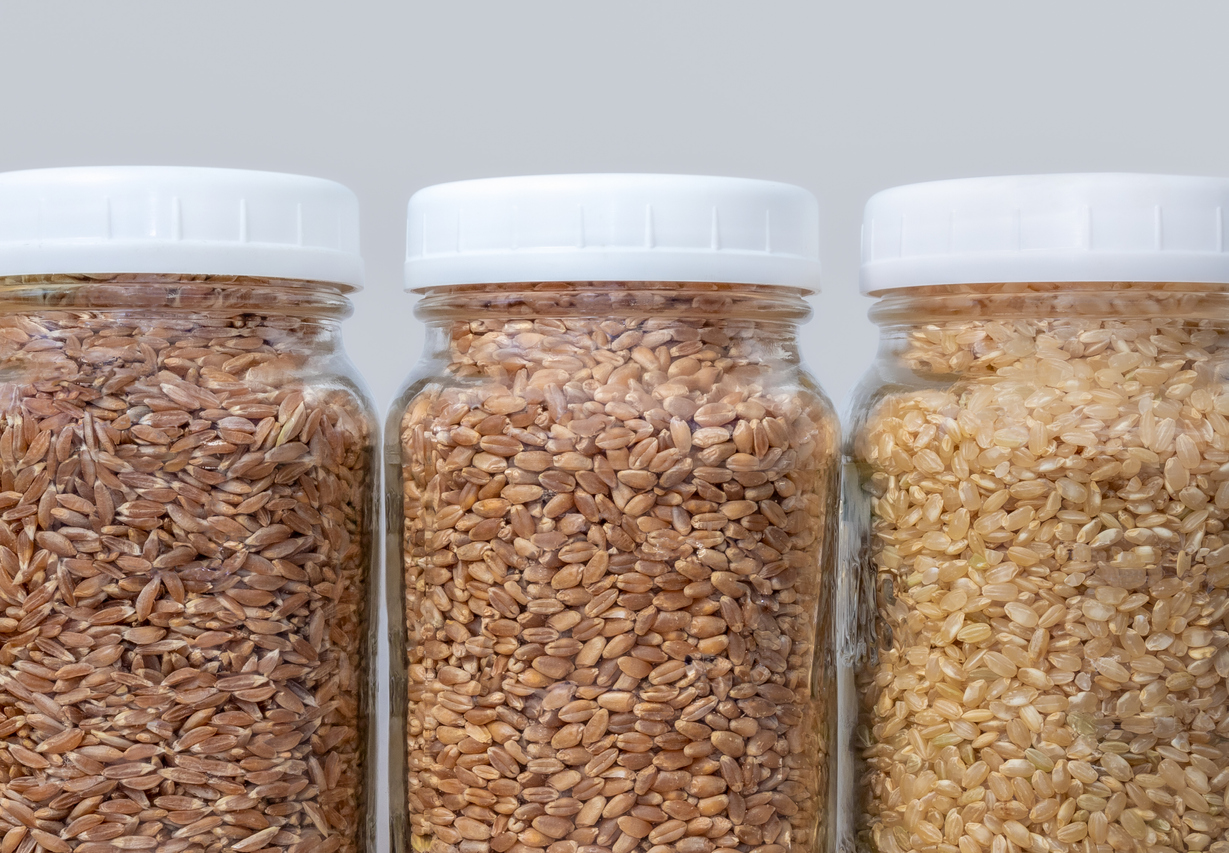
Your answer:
0,276 -> 372,853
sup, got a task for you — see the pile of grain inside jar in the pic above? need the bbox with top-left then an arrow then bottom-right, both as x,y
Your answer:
0,291 -> 370,853
855,315 -> 1229,853
401,307 -> 834,853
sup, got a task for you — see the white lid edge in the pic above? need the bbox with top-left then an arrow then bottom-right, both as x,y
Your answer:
0,242 -> 364,287
404,173 -> 821,291
862,251 -> 1229,295
405,248 -> 820,289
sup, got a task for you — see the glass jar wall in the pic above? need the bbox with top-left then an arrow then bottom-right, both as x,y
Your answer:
0,274 -> 377,853
389,281 -> 840,853
845,282 -> 1229,853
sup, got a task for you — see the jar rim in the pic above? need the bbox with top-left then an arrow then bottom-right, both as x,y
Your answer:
866,280 -> 1229,298
0,272 -> 359,294
866,281 -> 1229,326
410,279 -> 814,297
0,273 -> 355,320
412,280 -> 814,324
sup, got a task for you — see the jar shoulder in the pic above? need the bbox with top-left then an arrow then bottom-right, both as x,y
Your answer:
847,314 -> 1229,458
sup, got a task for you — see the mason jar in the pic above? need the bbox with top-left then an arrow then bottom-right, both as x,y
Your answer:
389,175 -> 840,853
843,174 -> 1229,853
0,167 -> 377,853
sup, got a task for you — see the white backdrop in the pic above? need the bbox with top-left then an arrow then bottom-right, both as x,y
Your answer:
3,2 -> 1229,849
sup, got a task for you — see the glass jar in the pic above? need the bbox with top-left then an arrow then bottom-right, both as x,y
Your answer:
0,168 -> 377,853
391,280 -> 839,853
844,175 -> 1229,853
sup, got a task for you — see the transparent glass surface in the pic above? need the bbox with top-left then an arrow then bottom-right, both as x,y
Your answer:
0,275 -> 377,853
388,282 -> 840,853
842,283 -> 1229,853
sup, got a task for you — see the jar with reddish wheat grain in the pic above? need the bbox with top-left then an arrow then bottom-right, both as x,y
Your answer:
0,168 -> 377,853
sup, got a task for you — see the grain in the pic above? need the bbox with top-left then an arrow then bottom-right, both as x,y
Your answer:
852,286 -> 1229,853
398,283 -> 836,853
0,276 -> 372,853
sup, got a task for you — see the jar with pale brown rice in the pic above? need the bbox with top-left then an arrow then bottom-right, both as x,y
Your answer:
845,283 -> 1229,853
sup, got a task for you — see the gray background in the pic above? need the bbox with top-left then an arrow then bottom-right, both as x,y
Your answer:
3,1 -> 1229,848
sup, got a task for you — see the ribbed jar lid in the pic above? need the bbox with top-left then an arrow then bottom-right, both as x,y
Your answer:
861,173 -> 1229,294
404,173 -> 821,289
0,166 -> 363,286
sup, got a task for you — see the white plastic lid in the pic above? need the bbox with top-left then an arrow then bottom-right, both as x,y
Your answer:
404,174 -> 821,289
0,166 -> 363,286
861,173 -> 1229,294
